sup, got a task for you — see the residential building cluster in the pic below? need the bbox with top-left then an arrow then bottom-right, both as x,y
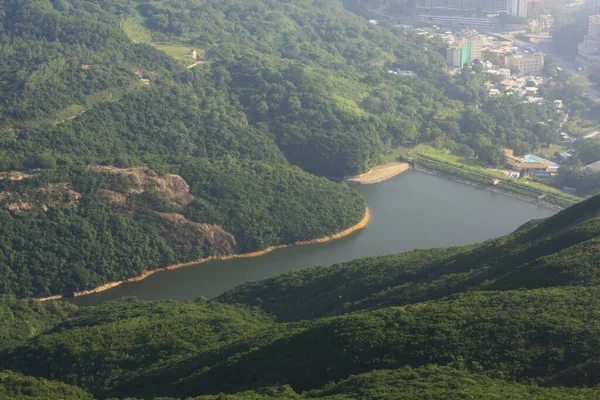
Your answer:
440,29 -> 544,75
420,27 -> 550,103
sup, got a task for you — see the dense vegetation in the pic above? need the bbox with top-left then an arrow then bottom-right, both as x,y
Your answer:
0,162 -> 364,297
0,371 -> 94,400
0,0 -> 575,297
2,0 -> 600,398
0,195 -> 600,398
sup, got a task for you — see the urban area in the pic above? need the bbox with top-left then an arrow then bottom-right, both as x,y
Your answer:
362,0 -> 600,201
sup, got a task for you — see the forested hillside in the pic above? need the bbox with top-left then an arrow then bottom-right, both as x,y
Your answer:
0,0 -> 567,298
1,195 -> 600,398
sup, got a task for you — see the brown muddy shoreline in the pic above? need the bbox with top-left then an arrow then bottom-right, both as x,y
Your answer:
36,208 -> 370,302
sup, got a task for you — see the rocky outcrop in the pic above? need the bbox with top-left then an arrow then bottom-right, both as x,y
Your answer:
91,166 -> 195,206
102,189 -> 128,206
154,212 -> 237,254
0,184 -> 81,215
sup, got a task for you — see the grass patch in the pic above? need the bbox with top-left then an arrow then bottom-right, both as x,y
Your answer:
409,145 -> 481,167
540,144 -> 568,155
151,43 -> 197,62
53,104 -> 86,123
121,17 -> 152,44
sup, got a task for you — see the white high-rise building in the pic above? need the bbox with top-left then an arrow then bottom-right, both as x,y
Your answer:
578,14 -> 600,64
510,0 -> 528,17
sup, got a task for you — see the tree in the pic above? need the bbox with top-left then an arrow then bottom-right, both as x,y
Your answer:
36,153 -> 57,170
457,144 -> 475,158
567,75 -> 591,97
478,145 -> 504,167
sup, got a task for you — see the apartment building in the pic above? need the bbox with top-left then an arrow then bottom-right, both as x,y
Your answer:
461,29 -> 482,61
505,52 -> 544,75
578,14 -> 600,64
447,38 -> 471,68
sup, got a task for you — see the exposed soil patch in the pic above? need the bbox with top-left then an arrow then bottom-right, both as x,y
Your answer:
102,189 -> 128,206
0,172 -> 35,181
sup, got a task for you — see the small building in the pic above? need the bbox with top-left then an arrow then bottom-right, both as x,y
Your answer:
80,64 -> 92,70
525,97 -> 544,104
504,149 -> 560,177
140,78 -> 150,85
585,160 -> 600,173
191,50 -> 206,62
525,86 -> 539,95
554,99 -> 563,109
559,152 -> 572,159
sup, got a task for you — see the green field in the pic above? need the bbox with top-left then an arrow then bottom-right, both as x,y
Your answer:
121,17 -> 197,63
120,17 -> 152,43
151,43 -> 198,62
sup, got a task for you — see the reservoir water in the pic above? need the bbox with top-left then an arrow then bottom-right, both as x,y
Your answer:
72,170 -> 554,306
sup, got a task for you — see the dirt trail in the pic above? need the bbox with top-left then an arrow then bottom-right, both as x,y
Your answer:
345,162 -> 410,184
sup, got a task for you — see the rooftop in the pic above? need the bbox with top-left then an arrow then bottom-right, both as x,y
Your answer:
504,149 -> 559,170
585,160 -> 600,171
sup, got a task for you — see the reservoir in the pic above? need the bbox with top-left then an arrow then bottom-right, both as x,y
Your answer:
72,170 -> 554,306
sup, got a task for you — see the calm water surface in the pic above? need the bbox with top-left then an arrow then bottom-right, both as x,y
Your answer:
72,171 -> 554,306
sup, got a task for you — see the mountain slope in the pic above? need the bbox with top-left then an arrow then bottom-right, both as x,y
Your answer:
3,288 -> 600,398
1,196 -> 600,398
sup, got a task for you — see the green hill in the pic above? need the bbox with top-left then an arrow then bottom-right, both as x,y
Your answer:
1,0 -> 598,397
1,196 -> 600,398
0,0 -> 569,298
